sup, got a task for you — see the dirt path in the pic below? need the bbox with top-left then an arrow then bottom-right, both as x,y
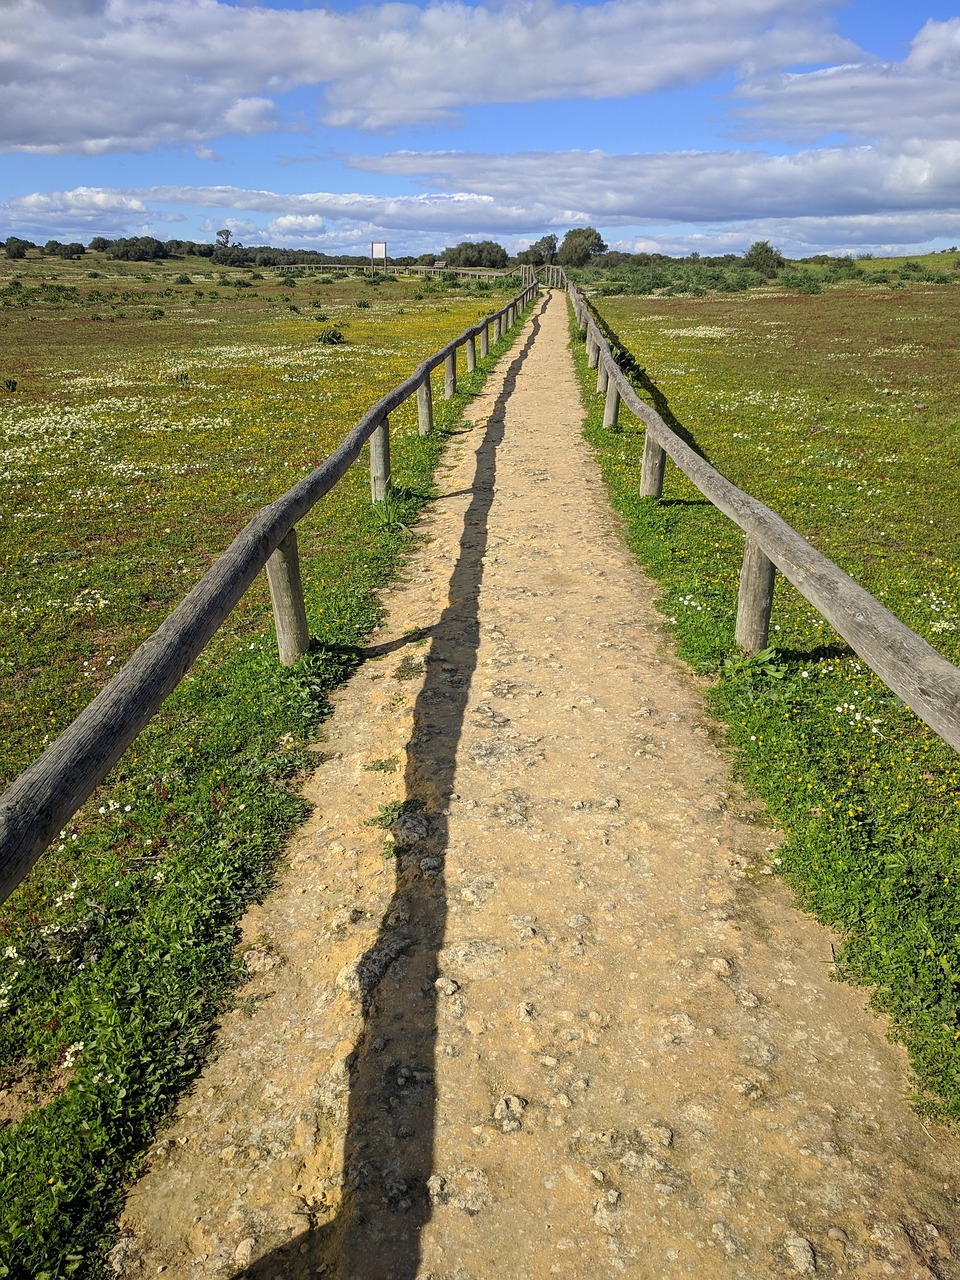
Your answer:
113,292 -> 960,1280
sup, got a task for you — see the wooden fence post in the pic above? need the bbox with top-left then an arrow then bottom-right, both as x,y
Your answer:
493,315 -> 502,341
444,349 -> 457,399
417,375 -> 433,436
265,528 -> 311,666
639,432 -> 666,498
735,538 -> 777,654
603,380 -> 620,431
466,333 -> 477,372
596,359 -> 608,394
370,414 -> 391,502
479,323 -> 489,358
587,336 -> 599,369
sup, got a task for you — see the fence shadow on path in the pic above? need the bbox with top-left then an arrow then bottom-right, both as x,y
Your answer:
236,297 -> 548,1280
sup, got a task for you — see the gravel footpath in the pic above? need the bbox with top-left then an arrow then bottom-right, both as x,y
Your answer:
113,291 -> 960,1280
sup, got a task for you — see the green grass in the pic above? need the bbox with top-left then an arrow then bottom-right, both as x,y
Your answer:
0,252 -> 529,1278
571,277 -> 960,1124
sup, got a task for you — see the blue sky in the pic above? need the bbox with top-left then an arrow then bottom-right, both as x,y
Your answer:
3,0 -> 960,258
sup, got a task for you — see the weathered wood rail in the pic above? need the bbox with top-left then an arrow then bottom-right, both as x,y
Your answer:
566,277 -> 960,755
0,283 -> 539,906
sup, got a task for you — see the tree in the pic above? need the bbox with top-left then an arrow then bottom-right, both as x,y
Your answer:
441,239 -> 509,268
43,239 -> 84,258
215,228 -> 232,250
742,240 -> 785,278
516,233 -> 558,266
106,236 -> 168,261
556,227 -> 607,267
4,236 -> 31,259
594,250 -> 634,268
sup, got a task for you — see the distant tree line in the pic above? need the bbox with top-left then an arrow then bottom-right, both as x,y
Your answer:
1,225 -> 611,267
2,234 -> 399,266
4,231 -> 954,294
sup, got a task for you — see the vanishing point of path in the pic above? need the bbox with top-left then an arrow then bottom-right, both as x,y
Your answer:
114,291 -> 960,1279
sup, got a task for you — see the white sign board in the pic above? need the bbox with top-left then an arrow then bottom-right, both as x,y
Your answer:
371,241 -> 387,261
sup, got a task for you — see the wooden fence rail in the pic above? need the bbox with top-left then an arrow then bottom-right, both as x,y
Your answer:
0,283 -> 539,906
566,277 -> 960,755
278,264 -> 521,281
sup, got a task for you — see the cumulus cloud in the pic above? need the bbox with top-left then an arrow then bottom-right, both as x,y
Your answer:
354,142 -> 960,223
2,1 -> 284,153
141,183 -> 530,230
0,0 -> 859,152
612,212 -> 960,258
5,169 -> 958,255
1,186 -> 155,235
9,126 -> 959,253
314,0 -> 857,129
737,19 -> 960,143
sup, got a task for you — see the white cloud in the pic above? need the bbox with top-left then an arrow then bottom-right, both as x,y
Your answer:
139,183 -> 527,230
0,0 -> 859,152
737,19 -> 960,143
8,131 -> 960,256
610,211 -> 960,258
2,186 -> 154,235
4,174 -> 958,255
315,0 -> 857,130
355,142 -> 960,223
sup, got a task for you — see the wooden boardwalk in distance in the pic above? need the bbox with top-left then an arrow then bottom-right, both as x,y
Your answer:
113,292 -> 960,1280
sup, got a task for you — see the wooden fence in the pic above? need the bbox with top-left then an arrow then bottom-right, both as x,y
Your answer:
0,282 -> 539,906
566,277 -> 960,755
276,264 -> 532,283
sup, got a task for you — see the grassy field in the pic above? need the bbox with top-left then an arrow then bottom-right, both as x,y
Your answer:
0,252 -> 522,1277
571,274 -> 960,1126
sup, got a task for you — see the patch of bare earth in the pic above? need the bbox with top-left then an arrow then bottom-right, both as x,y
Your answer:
112,292 -> 960,1280
0,1068 -> 72,1127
